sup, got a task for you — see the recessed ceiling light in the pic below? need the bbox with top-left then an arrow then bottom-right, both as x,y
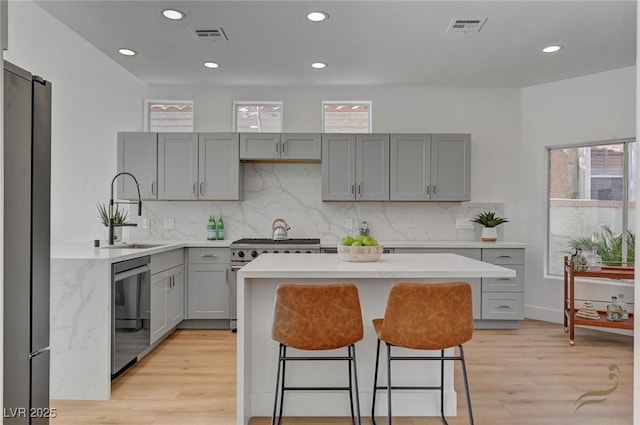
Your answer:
311,62 -> 327,69
162,9 -> 185,20
204,62 -> 220,69
542,45 -> 563,53
118,48 -> 137,56
306,11 -> 329,22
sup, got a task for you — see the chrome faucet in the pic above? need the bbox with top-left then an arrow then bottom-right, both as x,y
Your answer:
109,172 -> 142,245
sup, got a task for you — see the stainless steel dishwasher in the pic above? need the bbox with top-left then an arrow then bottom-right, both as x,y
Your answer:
111,255 -> 151,378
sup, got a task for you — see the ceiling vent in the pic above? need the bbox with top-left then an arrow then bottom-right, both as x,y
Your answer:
446,18 -> 487,33
193,28 -> 229,42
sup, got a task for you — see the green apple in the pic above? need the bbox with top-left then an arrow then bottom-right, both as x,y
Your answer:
355,235 -> 366,242
362,236 -> 377,246
351,240 -> 363,247
341,236 -> 354,246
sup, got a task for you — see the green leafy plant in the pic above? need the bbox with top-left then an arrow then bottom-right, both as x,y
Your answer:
471,211 -> 509,228
568,225 -> 635,266
97,202 -> 128,226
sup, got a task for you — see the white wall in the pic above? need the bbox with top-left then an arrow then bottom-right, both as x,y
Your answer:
4,0 -> 147,245
521,66 -> 636,322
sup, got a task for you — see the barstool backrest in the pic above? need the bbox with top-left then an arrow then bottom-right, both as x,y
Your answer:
379,281 -> 473,350
272,283 -> 364,350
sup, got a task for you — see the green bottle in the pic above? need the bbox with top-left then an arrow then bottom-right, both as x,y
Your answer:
217,216 -> 224,240
207,215 -> 217,240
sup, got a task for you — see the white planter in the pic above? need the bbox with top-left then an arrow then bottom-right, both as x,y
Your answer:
481,227 -> 498,242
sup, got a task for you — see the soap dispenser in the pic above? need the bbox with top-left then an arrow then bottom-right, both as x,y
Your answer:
359,220 -> 369,236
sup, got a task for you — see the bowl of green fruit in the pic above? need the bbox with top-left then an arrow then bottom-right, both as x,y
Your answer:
337,235 -> 383,262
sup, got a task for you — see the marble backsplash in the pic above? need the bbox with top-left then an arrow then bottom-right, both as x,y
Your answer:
125,163 -> 505,242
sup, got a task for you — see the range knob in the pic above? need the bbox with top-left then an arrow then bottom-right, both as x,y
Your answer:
273,250 -> 279,253
251,250 -> 258,258
284,250 -> 290,253
238,251 -> 245,258
295,250 -> 301,253
262,250 -> 268,255
305,250 -> 312,253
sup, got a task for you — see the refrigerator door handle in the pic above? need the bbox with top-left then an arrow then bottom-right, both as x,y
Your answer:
29,346 -> 50,359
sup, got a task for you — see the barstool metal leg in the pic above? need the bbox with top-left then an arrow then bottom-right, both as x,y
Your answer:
459,345 -> 475,425
440,349 -> 447,424
386,342 -> 392,425
277,345 -> 287,425
271,344 -> 285,425
371,338 -> 381,425
350,344 -> 362,425
348,346 -> 355,424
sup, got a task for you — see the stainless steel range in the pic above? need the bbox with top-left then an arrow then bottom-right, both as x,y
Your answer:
228,238 -> 321,331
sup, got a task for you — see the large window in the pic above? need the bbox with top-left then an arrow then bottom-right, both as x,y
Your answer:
547,140 -> 636,275
233,101 -> 283,132
144,100 -> 193,132
322,101 -> 371,133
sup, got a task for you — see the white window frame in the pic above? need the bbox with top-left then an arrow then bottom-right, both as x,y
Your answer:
144,100 -> 194,132
233,101 -> 283,132
321,101 -> 372,133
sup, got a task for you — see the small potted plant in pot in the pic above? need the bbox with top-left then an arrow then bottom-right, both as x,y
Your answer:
97,202 -> 128,241
472,211 -> 508,242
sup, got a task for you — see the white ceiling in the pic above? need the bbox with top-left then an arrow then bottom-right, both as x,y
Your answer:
35,0 -> 637,88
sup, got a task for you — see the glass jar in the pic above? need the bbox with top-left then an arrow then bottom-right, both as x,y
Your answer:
617,293 -> 629,320
573,249 -> 588,271
586,246 -> 602,271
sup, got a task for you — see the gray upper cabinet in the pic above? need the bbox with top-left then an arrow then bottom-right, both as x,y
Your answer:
117,132 -> 158,200
390,133 -> 470,201
199,133 -> 243,200
322,133 -> 389,201
240,133 -> 321,161
158,132 -> 199,200
118,132 -> 242,201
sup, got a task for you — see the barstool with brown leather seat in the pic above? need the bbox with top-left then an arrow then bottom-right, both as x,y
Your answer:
371,281 -> 474,425
271,283 -> 364,425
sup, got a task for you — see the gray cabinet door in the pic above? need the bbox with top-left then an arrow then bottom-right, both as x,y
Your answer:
167,265 -> 185,328
240,133 -> 280,159
157,133 -> 199,200
117,132 -> 158,200
321,134 -> 356,200
150,272 -> 169,344
281,133 -> 321,160
390,134 -> 430,200
431,134 -> 471,201
199,133 -> 242,200
187,263 -> 229,319
356,134 -> 389,200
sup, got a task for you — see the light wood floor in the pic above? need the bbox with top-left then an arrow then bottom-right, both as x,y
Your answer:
51,320 -> 633,424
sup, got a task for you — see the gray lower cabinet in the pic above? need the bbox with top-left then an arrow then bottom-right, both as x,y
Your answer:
150,249 -> 185,344
390,133 -> 470,201
321,133 -> 389,201
117,132 -> 158,200
392,247 -> 524,327
240,133 -> 321,161
480,248 -> 525,322
118,132 -> 242,201
187,248 -> 231,320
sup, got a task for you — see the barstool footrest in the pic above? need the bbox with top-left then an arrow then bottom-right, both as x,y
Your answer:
374,385 -> 443,391
283,386 -> 353,391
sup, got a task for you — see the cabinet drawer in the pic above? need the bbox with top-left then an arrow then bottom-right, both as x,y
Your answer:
482,248 -> 524,265
481,293 -> 524,320
150,249 -> 184,275
188,248 -> 231,264
482,265 -> 524,292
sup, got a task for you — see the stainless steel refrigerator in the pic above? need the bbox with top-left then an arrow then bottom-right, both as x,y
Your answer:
3,61 -> 52,425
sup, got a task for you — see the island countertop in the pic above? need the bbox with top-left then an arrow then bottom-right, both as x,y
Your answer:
238,252 -> 516,279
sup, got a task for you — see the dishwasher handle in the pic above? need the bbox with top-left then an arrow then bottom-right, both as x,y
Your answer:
114,265 -> 150,282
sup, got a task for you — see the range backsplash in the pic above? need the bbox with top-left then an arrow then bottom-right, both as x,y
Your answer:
126,163 -> 505,242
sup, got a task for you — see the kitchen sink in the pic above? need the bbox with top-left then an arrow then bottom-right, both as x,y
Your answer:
101,243 -> 164,250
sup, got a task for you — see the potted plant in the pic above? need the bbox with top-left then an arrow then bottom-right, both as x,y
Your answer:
472,211 -> 508,242
97,203 -> 128,241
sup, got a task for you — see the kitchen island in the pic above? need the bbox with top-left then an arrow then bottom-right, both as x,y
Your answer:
236,252 -> 516,425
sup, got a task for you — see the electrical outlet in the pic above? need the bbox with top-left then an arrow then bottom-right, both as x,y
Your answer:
345,218 -> 353,230
163,218 -> 175,229
456,218 -> 474,230
142,218 -> 150,229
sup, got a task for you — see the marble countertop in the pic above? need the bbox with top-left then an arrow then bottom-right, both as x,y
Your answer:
51,238 -> 525,262
238,252 -> 516,279
51,239 -> 231,261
